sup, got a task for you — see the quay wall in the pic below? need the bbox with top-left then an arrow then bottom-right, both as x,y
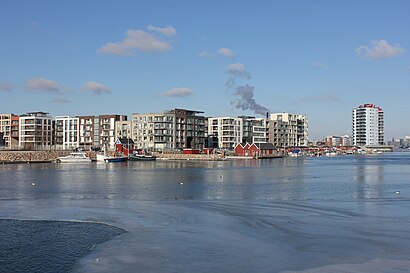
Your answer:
0,150 -> 224,163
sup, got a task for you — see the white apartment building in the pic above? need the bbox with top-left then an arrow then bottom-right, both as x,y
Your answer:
352,104 -> 384,146
208,116 -> 267,149
54,116 -> 79,150
208,117 -> 243,149
325,135 -> 352,147
19,112 -> 53,150
0,114 -> 12,148
267,113 -> 308,147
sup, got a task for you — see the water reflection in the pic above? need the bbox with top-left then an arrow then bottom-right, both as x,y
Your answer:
353,157 -> 385,199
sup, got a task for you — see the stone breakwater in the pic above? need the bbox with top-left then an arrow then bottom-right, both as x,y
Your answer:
0,151 -> 225,163
0,151 -> 73,163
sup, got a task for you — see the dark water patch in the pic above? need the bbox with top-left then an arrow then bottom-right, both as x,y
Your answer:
0,219 -> 125,273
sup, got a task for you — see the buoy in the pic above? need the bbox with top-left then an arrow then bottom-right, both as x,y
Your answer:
179,182 -> 184,185
396,191 -> 400,195
31,182 -> 36,186
220,175 -> 223,178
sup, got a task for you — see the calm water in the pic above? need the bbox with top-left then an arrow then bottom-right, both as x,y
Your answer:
1,153 -> 410,272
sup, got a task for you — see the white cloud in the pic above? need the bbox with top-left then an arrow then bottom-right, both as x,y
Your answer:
0,82 -> 12,92
26,77 -> 61,92
198,51 -> 214,58
218,47 -> 235,57
98,29 -> 172,55
356,40 -> 406,60
146,25 -> 177,36
228,63 -> 246,73
162,87 -> 194,97
82,81 -> 112,95
50,97 -> 71,104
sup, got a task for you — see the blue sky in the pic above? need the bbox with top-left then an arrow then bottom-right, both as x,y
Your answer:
0,0 -> 409,140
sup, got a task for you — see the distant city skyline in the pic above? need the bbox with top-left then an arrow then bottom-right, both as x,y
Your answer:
1,1 -> 409,140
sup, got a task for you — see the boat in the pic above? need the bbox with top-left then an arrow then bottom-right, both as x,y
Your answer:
129,153 -> 156,161
57,152 -> 91,163
104,156 -> 128,163
96,153 -> 128,163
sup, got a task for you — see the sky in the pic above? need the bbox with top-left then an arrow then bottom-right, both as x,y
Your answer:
0,0 -> 409,140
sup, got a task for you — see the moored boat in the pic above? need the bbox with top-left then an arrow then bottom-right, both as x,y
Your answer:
57,152 -> 91,163
129,154 -> 156,161
96,153 -> 128,163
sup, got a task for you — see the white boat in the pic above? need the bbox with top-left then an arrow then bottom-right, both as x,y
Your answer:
96,153 -> 110,162
57,152 -> 91,163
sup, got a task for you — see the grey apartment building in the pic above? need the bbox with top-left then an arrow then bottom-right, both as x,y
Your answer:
132,108 -> 206,151
79,114 -> 127,150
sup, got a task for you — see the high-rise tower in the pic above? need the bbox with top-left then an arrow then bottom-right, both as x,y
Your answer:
352,104 -> 384,146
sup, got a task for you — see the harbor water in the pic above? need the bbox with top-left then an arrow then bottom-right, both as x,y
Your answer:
1,153 -> 410,272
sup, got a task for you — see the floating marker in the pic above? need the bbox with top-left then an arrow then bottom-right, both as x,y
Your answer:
396,191 -> 400,195
31,182 -> 36,186
179,182 -> 184,185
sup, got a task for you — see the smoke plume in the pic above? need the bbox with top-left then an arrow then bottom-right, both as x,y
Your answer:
226,63 -> 270,116
233,85 -> 270,115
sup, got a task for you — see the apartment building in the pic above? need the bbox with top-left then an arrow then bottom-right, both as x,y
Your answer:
115,120 -> 132,140
132,109 -> 206,151
352,104 -> 384,146
207,116 -> 267,149
0,114 -> 19,149
267,113 -> 308,147
79,114 -> 127,150
208,117 -> 243,149
54,116 -> 79,150
325,135 -> 352,147
19,112 -> 53,150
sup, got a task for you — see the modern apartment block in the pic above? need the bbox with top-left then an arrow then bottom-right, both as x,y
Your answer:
267,113 -> 308,147
19,112 -> 53,150
79,115 -> 127,150
0,114 -> 19,149
208,117 -> 243,149
115,120 -> 132,140
352,104 -> 384,146
132,108 -> 206,151
245,117 -> 267,144
54,116 -> 79,150
207,116 -> 267,149
325,135 -> 352,147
